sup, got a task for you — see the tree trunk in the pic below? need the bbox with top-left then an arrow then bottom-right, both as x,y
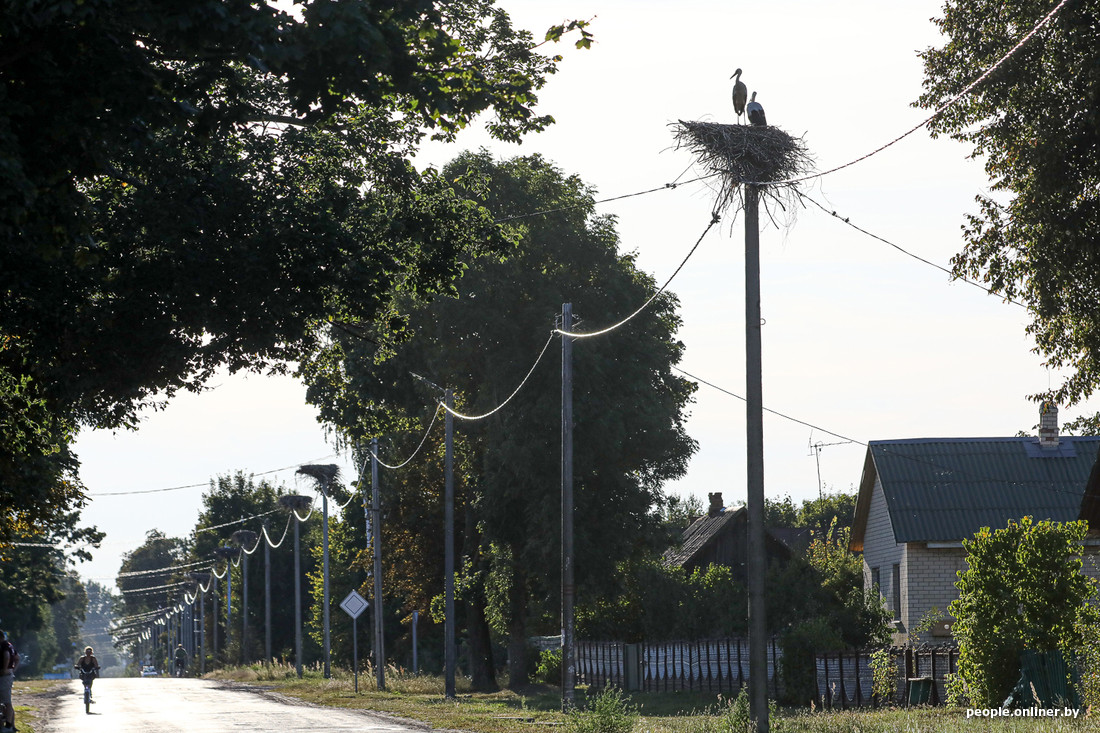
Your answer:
507,561 -> 529,688
463,497 -> 497,691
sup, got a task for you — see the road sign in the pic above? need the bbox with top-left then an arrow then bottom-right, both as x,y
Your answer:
340,590 -> 368,620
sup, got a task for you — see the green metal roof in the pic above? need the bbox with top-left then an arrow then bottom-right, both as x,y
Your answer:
868,437 -> 1100,543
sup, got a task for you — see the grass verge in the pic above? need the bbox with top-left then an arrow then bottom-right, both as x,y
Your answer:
205,665 -> 1095,732
9,679 -> 66,733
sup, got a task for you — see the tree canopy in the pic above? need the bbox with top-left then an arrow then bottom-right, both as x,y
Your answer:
1,0 -> 586,559
916,0 -> 1100,407
301,151 -> 698,684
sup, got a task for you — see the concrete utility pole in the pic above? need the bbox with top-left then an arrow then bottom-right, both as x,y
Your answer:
560,303 -> 576,711
212,574 -> 219,666
371,438 -> 385,691
232,530 -> 258,664
744,184 -> 769,733
215,546 -> 237,657
296,464 -> 339,679
444,389 -> 456,699
264,521 -> 272,665
279,494 -> 312,679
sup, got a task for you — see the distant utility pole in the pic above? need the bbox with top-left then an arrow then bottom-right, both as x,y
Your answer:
232,529 -> 258,664
371,438 -> 385,691
264,520 -> 272,665
279,494 -> 312,679
744,184 -> 769,733
560,303 -> 576,712
444,388 -> 456,700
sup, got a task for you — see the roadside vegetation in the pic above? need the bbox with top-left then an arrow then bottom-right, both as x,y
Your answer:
205,665 -> 1094,733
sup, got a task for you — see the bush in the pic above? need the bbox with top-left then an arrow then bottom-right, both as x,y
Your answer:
869,647 -> 897,705
715,688 -> 784,733
779,618 -> 839,705
535,647 -> 562,684
567,686 -> 638,733
951,518 -> 1098,707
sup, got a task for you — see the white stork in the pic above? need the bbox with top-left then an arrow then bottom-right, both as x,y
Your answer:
730,69 -> 747,123
747,91 -> 767,126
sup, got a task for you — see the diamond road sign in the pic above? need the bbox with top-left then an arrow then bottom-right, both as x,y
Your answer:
340,590 -> 369,620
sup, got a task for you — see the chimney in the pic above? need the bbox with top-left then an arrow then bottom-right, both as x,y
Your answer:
708,492 -> 724,517
1039,401 -> 1059,448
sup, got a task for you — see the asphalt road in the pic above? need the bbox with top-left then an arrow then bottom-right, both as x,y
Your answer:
40,678 -> 425,732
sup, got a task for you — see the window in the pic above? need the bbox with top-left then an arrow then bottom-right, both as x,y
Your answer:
871,567 -> 881,596
892,564 -> 901,620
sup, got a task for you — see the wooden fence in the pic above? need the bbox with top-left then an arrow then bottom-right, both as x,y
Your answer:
577,639 -> 958,707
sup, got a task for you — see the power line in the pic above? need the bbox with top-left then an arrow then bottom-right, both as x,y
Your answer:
557,213 -> 720,340
676,366 -> 1092,501
87,453 -> 341,497
751,0 -> 1072,187
441,333 -> 557,421
798,192 -> 1028,308
492,174 -> 719,225
366,405 -> 444,469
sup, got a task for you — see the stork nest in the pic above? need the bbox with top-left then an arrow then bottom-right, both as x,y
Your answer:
296,463 -> 340,488
673,121 -> 813,216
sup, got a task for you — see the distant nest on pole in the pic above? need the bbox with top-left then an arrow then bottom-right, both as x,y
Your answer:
673,121 -> 813,217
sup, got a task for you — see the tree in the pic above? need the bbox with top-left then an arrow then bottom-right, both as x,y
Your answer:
950,518 -> 1098,707
916,0 -> 1100,408
1,0 -> 589,549
190,472 -> 308,665
79,581 -> 123,671
116,530 -> 188,619
302,151 -> 698,686
49,572 -> 88,667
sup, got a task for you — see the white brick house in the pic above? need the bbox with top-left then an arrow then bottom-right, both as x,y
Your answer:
849,421 -> 1100,645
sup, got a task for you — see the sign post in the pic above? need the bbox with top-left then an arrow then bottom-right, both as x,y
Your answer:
340,590 -> 369,693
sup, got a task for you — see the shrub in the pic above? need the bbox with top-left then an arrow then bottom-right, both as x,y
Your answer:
715,688 -> 784,732
869,647 -> 897,705
951,518 -> 1098,707
567,686 -> 638,733
535,647 -> 562,684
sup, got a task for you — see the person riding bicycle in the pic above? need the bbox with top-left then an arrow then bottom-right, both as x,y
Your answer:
75,647 -> 99,703
173,644 -> 186,677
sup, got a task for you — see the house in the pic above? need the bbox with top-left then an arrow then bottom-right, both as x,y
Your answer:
849,404 -> 1100,644
664,493 -> 795,579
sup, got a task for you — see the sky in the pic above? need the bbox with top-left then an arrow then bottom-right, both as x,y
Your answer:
70,0 -> 1096,592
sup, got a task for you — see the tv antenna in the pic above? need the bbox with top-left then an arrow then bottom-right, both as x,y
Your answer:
808,436 -> 854,499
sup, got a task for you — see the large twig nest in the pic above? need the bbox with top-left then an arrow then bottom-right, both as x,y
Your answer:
673,121 -> 813,217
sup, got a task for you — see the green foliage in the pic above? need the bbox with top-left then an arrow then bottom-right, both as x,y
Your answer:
576,559 -> 747,642
916,0 -> 1100,409
535,648 -> 562,684
116,530 -> 188,618
870,648 -> 898,706
1,0 -> 584,584
1079,623 -> 1100,716
763,491 -> 856,534
567,687 -> 638,733
781,618 -> 840,706
713,688 -> 784,733
303,152 -> 698,674
950,517 -> 1098,708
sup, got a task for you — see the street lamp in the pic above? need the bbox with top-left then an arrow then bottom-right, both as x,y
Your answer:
214,546 -> 238,662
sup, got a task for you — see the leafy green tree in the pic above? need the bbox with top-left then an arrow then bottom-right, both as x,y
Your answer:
1,0 -> 588,552
799,492 -> 857,535
49,572 -> 88,667
116,530 -> 188,619
302,151 -> 698,686
79,581 -> 122,671
916,0 -> 1100,408
190,472 -> 310,665
951,518 -> 1098,707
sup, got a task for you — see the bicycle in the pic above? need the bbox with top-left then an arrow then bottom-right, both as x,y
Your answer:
76,668 -> 97,715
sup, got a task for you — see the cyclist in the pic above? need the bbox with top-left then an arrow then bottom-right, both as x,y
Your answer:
75,647 -> 99,703
173,644 -> 187,677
